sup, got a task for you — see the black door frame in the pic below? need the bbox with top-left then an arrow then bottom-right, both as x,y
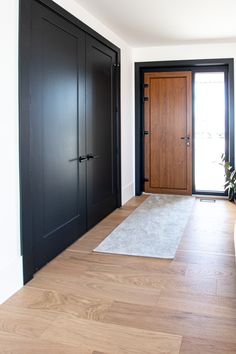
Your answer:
135,58 -> 234,196
19,0 -> 121,283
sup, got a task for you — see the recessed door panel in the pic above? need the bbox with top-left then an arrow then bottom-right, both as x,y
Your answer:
42,20 -> 78,235
86,36 -> 117,228
31,1 -> 86,270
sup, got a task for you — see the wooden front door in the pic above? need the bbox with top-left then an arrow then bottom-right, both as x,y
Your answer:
144,71 -> 192,195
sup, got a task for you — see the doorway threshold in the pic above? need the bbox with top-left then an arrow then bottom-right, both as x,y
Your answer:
193,194 -> 228,200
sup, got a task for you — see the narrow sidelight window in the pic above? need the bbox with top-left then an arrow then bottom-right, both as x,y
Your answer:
193,71 -> 227,193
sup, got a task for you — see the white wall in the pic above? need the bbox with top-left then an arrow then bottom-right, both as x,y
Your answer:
54,0 -> 135,204
133,42 -> 236,63
0,0 -> 23,304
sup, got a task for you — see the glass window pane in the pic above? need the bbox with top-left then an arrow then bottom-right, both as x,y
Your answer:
194,72 -> 225,192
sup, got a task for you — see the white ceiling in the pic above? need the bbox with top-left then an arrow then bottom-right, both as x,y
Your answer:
74,0 -> 236,47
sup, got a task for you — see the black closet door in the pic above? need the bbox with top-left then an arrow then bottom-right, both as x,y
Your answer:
86,35 -> 118,228
30,1 -> 86,270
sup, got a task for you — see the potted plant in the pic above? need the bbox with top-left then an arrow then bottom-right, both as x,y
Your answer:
220,154 -> 236,202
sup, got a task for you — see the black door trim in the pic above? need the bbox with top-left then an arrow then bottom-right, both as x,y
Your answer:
135,58 -> 234,196
19,0 -> 121,283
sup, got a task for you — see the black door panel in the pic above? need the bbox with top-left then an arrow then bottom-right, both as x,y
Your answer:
86,36 -> 117,228
31,1 -> 86,270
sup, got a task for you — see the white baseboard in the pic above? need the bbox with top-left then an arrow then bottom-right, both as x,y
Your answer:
122,182 -> 134,205
0,256 -> 23,304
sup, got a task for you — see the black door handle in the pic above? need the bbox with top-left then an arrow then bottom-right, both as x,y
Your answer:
87,153 -> 100,160
69,156 -> 87,162
79,156 -> 88,162
87,153 -> 94,160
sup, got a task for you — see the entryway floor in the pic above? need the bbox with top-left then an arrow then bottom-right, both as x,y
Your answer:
1,195 -> 236,353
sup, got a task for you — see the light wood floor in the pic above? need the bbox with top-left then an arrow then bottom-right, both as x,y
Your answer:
1,195 -> 236,353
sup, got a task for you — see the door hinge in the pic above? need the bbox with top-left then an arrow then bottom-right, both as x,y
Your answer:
144,130 -> 149,135
144,83 -> 149,88
143,97 -> 149,102
144,177 -> 149,182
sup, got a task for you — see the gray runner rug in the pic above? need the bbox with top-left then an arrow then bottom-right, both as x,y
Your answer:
94,194 -> 195,259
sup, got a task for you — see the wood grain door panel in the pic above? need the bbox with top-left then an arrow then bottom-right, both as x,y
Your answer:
144,72 -> 192,195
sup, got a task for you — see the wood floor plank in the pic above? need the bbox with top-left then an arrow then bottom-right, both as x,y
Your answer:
41,315 -> 182,354
7,288 -> 114,321
185,262 -> 236,280
28,274 -> 161,307
37,250 -> 187,279
61,249 -> 181,272
178,239 -> 235,255
0,330 -> 91,354
217,277 -> 236,298
156,291 -> 236,319
97,301 -> 236,345
31,262 -> 217,296
178,200 -> 235,255
0,305 -> 58,339
175,249 -> 236,268
32,250 -> 217,296
5,286 -> 48,309
180,336 -> 236,354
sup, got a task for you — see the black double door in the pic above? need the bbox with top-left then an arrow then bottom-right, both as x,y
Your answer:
30,1 -> 118,271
